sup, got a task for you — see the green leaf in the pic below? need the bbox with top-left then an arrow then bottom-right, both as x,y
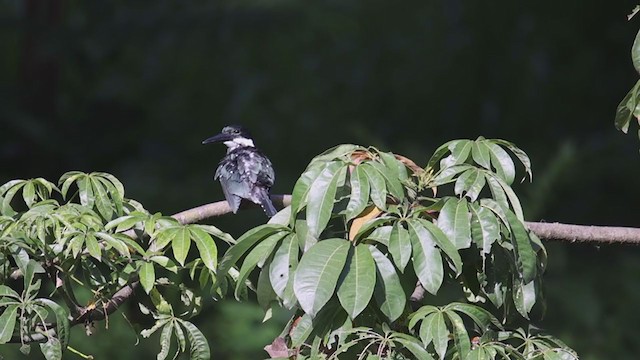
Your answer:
345,166 -> 371,221
492,140 -> 532,181
418,219 -> 463,276
178,320 -> 211,360
23,181 -> 36,208
437,198 -> 471,249
0,304 -> 18,344
337,244 -> 376,319
0,285 -> 20,299
150,256 -> 178,273
269,234 -> 299,308
361,163 -> 387,210
290,314 -> 313,347
39,337 -> 62,360
216,225 -> 288,286
407,220 -> 443,295
77,176 -> 95,208
35,299 -> 70,349
294,238 -> 350,316
455,168 -> 486,202
91,177 -> 113,220
388,222 -> 411,272
158,322 -> 173,360
85,233 -> 101,260
431,164 -> 475,186
633,27 -> 640,74
190,227 -> 218,271
172,227 -> 191,266
236,231 -> 286,299
487,143 -> 515,185
615,80 -> 640,133
391,333 -> 435,360
95,232 -> 130,258
440,140 -> 472,169
445,302 -> 502,330
505,209 -> 536,283
369,245 -> 406,322
370,160 -> 404,200
257,260 -> 277,310
470,204 -> 500,255
472,141 -> 492,169
513,279 -> 536,319
431,312 -> 449,360
140,262 -> 156,294
290,162 -> 326,221
445,310 -> 471,359
379,151 -> 409,182
306,162 -> 346,239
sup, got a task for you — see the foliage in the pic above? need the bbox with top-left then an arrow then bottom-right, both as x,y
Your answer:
0,140 -> 576,359
616,6 -> 640,139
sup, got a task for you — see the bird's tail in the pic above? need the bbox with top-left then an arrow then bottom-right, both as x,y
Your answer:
259,193 -> 278,217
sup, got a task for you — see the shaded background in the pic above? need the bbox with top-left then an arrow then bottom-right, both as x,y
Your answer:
1,0 -> 640,359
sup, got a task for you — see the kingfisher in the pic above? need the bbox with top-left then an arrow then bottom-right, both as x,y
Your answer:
202,125 -> 277,217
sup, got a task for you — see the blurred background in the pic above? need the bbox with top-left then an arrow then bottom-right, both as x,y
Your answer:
1,1 -> 640,359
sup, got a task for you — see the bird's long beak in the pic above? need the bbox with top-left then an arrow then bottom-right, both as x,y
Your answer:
202,133 -> 233,145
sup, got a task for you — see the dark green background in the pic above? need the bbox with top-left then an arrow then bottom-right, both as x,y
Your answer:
1,1 -> 640,359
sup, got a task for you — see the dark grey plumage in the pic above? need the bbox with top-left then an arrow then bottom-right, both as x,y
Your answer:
203,125 -> 277,217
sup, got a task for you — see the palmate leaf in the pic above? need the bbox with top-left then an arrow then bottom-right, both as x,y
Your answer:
370,160 -> 404,200
368,245 -> 406,322
390,332 -> 435,360
336,244 -> 376,319
293,238 -> 349,316
58,172 -> 125,220
417,219 -> 463,276
454,168 -> 486,202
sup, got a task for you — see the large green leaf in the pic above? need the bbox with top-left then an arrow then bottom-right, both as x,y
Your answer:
290,162 -> 326,222
431,312 -> 449,360
471,141 -> 492,170
139,261 -> 156,294
269,234 -> 299,308
336,244 -> 376,319
408,220 -> 443,295
294,239 -> 349,316
487,143 -> 515,185
0,304 -> 18,344
418,219 -> 463,276
379,151 -> 409,182
469,203 -> 500,255
39,337 -> 62,360
345,166 -> 371,221
445,302 -> 502,330
513,279 -> 536,319
361,163 -> 387,210
440,140 -> 472,169
391,333 -> 435,360
157,322 -> 173,360
189,227 -> 218,271
172,227 -> 190,266
216,225 -> 288,286
445,310 -> 471,359
505,209 -> 536,283
388,222 -> 411,272
235,231 -> 286,299
35,299 -> 70,349
306,162 -> 346,239
455,168 -> 486,202
370,160 -> 404,200
492,140 -> 532,181
634,27 -> 640,74
178,320 -> 211,360
369,245 -> 406,322
437,198 -> 471,249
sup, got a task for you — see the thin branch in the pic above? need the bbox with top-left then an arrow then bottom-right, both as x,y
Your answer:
172,194 -> 292,224
524,221 -> 640,245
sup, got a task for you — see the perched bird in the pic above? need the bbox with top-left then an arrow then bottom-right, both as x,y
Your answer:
202,125 -> 277,217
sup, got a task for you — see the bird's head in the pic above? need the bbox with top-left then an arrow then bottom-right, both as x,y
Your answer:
202,125 -> 255,150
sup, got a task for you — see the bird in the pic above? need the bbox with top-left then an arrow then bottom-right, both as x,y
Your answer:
202,125 -> 277,217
